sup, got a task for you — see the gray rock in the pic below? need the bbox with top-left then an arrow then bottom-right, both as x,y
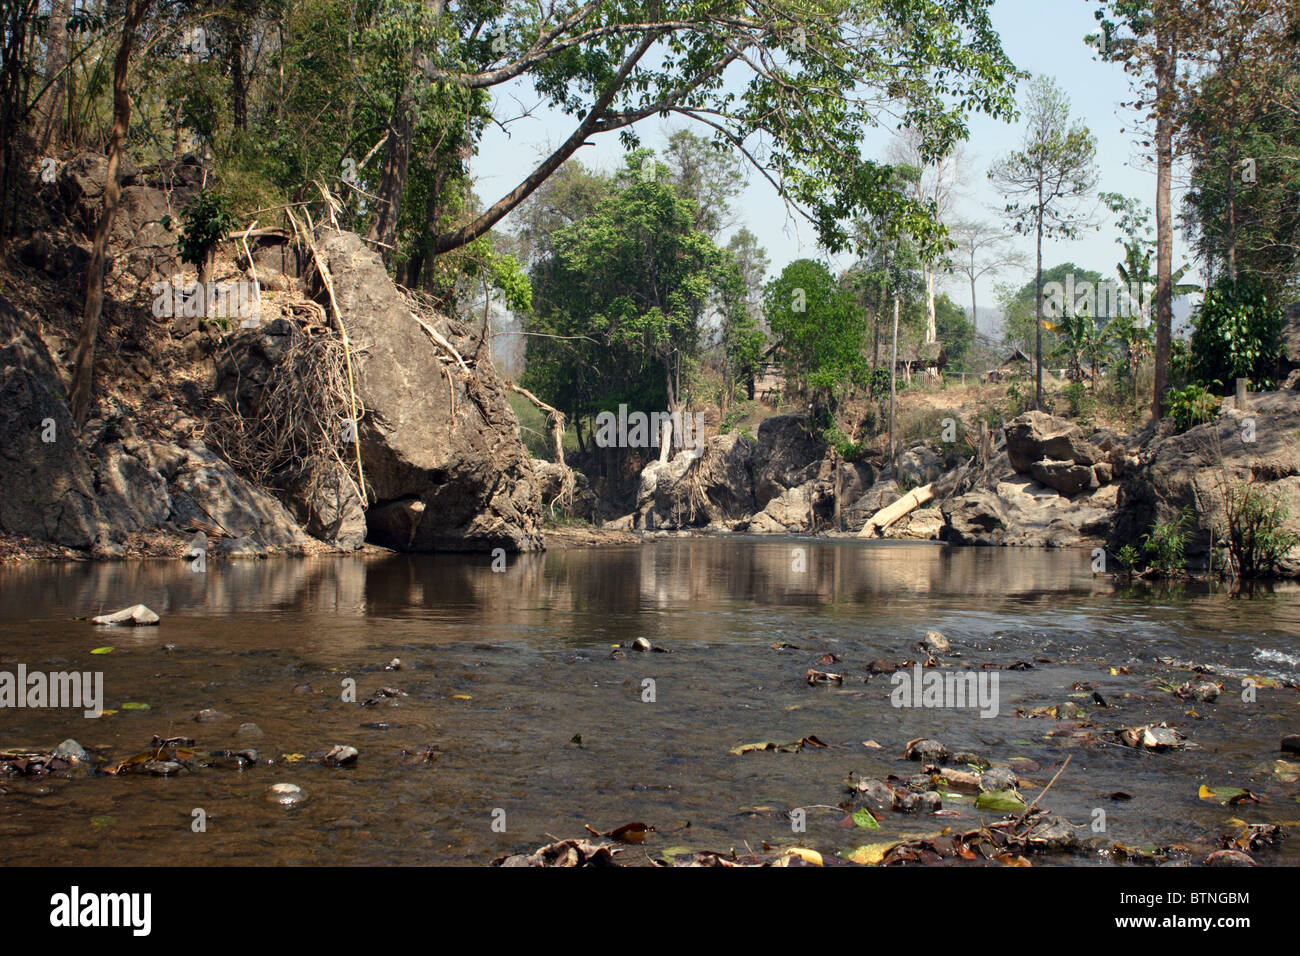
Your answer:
979,767 -> 1018,792
922,630 -> 951,654
1005,411 -> 1101,473
751,415 -> 825,509
91,604 -> 160,626
1031,458 -> 1099,497
904,738 -> 950,762
266,783 -> 306,805
52,739 -> 91,763
323,745 -> 358,767
236,723 -> 264,739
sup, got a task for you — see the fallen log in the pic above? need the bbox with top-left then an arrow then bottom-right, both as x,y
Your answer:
858,482 -> 933,537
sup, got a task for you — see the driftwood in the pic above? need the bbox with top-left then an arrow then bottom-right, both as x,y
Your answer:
858,482 -> 933,538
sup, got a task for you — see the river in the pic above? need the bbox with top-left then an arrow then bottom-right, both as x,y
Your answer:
1,538 -> 1297,865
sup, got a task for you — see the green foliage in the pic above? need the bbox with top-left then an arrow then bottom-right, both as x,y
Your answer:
1116,544 -> 1142,574
1165,382 -> 1220,433
1142,510 -> 1191,576
763,259 -> 867,415
1187,275 -> 1284,393
524,152 -> 736,425
179,190 -> 236,270
1062,380 -> 1090,418
1221,483 -> 1299,579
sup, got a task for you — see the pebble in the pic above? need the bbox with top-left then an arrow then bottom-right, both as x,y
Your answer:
323,745 -> 358,767
905,738 -> 949,762
632,638 -> 652,652
194,708 -> 228,723
236,722 -> 264,738
267,783 -> 306,805
91,604 -> 160,626
923,630 -> 951,654
52,739 -> 90,763
1281,735 -> 1300,755
979,767 -> 1018,792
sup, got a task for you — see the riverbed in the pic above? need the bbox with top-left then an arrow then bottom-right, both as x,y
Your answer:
1,538 -> 1297,865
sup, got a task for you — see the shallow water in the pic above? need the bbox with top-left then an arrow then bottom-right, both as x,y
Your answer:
1,538 -> 1298,865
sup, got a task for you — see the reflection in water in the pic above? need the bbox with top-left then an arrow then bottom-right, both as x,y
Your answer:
0,538 -> 1298,866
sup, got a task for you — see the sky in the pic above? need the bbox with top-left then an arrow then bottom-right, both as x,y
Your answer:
469,0 -> 1194,337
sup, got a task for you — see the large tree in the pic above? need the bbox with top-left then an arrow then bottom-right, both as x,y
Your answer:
989,75 -> 1099,410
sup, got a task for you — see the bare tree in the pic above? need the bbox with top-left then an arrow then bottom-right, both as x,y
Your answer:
948,218 -> 1026,335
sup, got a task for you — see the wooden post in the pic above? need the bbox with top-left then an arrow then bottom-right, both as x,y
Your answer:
1236,377 -> 1249,411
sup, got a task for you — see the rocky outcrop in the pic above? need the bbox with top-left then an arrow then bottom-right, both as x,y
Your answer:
751,415 -> 824,508
632,434 -> 756,529
1109,390 -> 1300,572
309,229 -> 543,552
0,299 -> 105,549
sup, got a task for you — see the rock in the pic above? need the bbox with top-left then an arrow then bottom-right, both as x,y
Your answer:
853,778 -> 896,812
533,460 -> 598,521
882,506 -> 945,540
1005,411 -> 1101,473
743,479 -> 824,534
904,738 -> 950,763
1023,814 -> 1077,850
896,445 -> 943,487
751,415 -> 825,509
639,433 -> 756,529
266,783 -> 306,805
52,739 -> 90,764
1185,680 -> 1220,703
323,745 -> 358,767
1110,391 -> 1300,573
1031,459 -> 1098,497
979,767 -> 1018,792
1205,849 -> 1257,867
194,708 -> 228,723
309,229 -> 543,552
236,723 -> 264,739
895,790 -> 942,813
1092,461 -> 1113,484
0,298 -> 108,548
632,638 -> 652,652
941,490 -> 1007,545
922,630 -> 951,654
91,604 -> 160,626
951,752 -> 990,770
1281,735 -> 1300,755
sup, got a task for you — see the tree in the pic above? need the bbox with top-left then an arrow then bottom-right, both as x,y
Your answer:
1187,275 -> 1284,393
524,152 -> 738,430
69,0 -> 154,426
663,128 -> 745,237
934,294 -> 975,371
763,260 -> 867,418
989,75 -> 1099,410
948,218 -> 1026,336
888,129 -> 965,346
382,1 -> 1019,264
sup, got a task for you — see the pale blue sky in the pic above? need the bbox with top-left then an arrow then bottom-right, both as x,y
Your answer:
470,0 -> 1193,334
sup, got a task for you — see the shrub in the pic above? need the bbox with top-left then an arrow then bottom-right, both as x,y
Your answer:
1221,482 -> 1299,578
1187,275 -> 1284,393
1165,382 -> 1220,433
1142,510 -> 1191,575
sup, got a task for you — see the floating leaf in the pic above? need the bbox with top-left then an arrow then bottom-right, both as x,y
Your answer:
451,694 -> 472,701
90,647 -> 114,655
852,807 -> 880,830
1274,760 -> 1300,783
782,847 -> 823,866
1198,785 -> 1259,806
119,702 -> 150,711
841,841 -> 903,865
975,789 -> 1027,813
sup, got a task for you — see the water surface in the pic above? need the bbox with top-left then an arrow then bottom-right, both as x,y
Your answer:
1,539 -> 1297,865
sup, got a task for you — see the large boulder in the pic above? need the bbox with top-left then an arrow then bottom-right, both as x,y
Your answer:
310,229 -> 542,552
1005,411 -> 1102,473
1030,459 -> 1099,497
751,415 -> 824,508
649,434 -> 756,528
1110,391 -> 1300,572
941,490 -> 1008,546
0,299 -> 106,548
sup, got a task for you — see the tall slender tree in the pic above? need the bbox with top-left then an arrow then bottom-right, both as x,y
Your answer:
989,75 -> 1099,409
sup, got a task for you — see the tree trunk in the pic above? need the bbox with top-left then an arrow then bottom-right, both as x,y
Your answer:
366,99 -> 414,255
69,0 -> 150,426
38,0 -> 71,151
888,296 -> 899,459
1152,28 -> 1176,421
1034,211 -> 1044,411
